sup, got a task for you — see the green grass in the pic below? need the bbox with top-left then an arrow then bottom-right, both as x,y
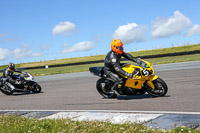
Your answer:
0,53 -> 199,77
130,43 -> 200,57
0,43 -> 199,69
0,115 -> 199,133
0,44 -> 200,76
0,53 -> 197,76
25,63 -> 104,76
124,53 -> 200,65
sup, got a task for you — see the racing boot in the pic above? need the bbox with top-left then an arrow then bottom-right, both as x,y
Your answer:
111,82 -> 120,96
111,80 -> 124,96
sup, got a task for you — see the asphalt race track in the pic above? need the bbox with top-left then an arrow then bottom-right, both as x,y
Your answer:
1,61 -> 200,130
0,61 -> 200,112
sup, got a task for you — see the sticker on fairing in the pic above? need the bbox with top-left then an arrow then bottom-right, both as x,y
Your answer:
112,59 -> 116,62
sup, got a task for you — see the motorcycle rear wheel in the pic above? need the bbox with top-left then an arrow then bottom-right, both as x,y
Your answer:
0,84 -> 13,95
146,77 -> 168,97
96,78 -> 117,98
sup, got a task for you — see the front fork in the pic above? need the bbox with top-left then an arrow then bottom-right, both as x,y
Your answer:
146,75 -> 159,89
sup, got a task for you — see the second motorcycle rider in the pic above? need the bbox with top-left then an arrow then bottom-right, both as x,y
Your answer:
104,39 -> 142,96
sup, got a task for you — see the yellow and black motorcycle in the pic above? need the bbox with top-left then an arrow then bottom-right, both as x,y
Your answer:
89,59 -> 168,98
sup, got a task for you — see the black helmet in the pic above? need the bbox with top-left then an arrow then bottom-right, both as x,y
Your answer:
8,62 -> 15,71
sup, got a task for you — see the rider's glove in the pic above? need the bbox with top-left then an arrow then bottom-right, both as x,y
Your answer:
133,68 -> 140,75
126,73 -> 133,79
126,68 -> 140,79
22,72 -> 27,75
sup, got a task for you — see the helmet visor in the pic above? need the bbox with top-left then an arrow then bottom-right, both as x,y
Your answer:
116,46 -> 123,51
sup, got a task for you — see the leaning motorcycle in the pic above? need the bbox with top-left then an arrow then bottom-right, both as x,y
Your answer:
89,59 -> 168,98
0,72 -> 42,95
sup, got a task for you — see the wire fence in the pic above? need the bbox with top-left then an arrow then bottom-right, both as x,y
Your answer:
0,50 -> 200,72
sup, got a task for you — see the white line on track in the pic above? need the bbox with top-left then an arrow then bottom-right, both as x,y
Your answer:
1,110 -> 200,115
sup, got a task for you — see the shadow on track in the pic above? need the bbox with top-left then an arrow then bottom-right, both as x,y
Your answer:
116,94 -> 170,100
11,92 -> 44,96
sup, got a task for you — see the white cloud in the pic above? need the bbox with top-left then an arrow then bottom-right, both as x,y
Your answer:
0,34 -> 6,38
12,45 -> 44,59
52,21 -> 77,36
0,45 -> 47,61
0,48 -> 10,60
32,52 -> 43,57
151,11 -> 192,38
0,34 -> 18,43
62,41 -> 94,53
112,23 -> 146,44
40,44 -> 51,51
13,45 -> 33,59
185,24 -> 200,37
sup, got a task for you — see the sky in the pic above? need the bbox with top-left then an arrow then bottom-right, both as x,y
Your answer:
0,0 -> 200,65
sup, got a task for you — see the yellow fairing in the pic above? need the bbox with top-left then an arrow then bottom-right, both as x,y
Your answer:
125,74 -> 158,89
120,64 -> 140,78
122,64 -> 145,89
120,63 -> 158,89
121,64 -> 135,74
125,78 -> 145,89
147,75 -> 158,89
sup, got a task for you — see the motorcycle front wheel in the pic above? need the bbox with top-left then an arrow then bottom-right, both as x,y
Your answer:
145,77 -> 168,97
96,78 -> 117,98
32,83 -> 42,93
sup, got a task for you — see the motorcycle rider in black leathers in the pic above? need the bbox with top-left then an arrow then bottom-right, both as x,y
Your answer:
3,62 -> 24,91
104,39 -> 141,96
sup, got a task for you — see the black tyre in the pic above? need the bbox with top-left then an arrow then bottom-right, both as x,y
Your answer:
96,78 -> 117,98
0,84 -> 13,95
32,83 -> 42,93
146,78 -> 168,97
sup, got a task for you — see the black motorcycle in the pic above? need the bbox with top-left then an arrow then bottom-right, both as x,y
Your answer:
0,72 -> 42,95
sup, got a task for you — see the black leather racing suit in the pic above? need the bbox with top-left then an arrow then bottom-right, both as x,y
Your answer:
104,50 -> 139,93
3,68 -> 22,85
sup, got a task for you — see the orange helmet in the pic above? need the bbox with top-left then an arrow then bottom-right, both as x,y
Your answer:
111,39 -> 124,54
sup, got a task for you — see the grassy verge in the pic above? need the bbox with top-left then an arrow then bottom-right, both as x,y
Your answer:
0,53 -> 198,76
0,44 -> 199,76
0,43 -> 199,69
0,115 -> 199,133
124,53 -> 200,65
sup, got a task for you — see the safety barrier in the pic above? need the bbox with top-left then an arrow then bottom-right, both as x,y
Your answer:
0,50 -> 199,72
